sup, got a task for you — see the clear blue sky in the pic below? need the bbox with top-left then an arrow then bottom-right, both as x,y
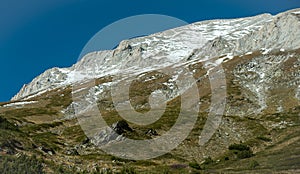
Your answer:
0,0 -> 299,102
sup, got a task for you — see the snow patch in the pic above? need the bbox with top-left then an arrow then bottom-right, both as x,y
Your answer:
292,11 -> 300,14
23,89 -> 50,100
3,101 -> 37,107
261,48 -> 271,55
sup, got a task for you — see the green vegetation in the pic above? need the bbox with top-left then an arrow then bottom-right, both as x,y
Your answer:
0,155 -> 44,174
21,121 -> 63,133
188,161 -> 201,170
228,143 -> 250,151
120,165 -> 136,174
1,51 -> 300,173
228,143 -> 254,159
3,108 -> 57,119
0,116 -> 18,131
249,160 -> 259,169
236,150 -> 253,159
256,136 -> 272,142
45,88 -> 72,108
32,132 -> 61,152
61,125 -> 86,144
202,156 -> 213,165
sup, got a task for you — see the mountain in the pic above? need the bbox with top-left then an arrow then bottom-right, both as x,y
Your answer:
11,9 -> 300,101
0,8 -> 300,173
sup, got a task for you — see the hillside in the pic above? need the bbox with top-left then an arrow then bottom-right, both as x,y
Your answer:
0,8 -> 300,173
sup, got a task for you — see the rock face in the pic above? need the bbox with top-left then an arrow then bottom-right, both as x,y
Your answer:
12,67 -> 71,101
232,52 -> 300,114
12,8 -> 300,102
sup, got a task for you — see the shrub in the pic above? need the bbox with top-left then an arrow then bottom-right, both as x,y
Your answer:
229,143 -> 254,159
237,150 -> 253,159
228,143 -> 250,151
249,160 -> 259,169
188,161 -> 201,170
0,117 -> 18,131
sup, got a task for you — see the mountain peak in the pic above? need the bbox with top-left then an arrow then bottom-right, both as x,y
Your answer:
11,9 -> 300,101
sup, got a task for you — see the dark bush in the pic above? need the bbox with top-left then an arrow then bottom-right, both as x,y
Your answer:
189,161 -> 201,170
0,117 -> 18,131
229,143 -> 254,159
237,150 -> 253,159
228,143 -> 250,151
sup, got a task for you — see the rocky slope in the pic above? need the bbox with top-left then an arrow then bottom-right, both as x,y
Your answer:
12,8 -> 300,101
0,8 -> 300,173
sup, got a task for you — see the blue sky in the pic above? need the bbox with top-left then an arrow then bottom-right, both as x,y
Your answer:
0,0 -> 299,102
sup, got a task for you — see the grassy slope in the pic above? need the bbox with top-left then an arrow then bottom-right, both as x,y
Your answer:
0,50 -> 299,173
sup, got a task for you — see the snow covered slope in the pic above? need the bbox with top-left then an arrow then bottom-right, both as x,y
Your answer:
12,8 -> 300,101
